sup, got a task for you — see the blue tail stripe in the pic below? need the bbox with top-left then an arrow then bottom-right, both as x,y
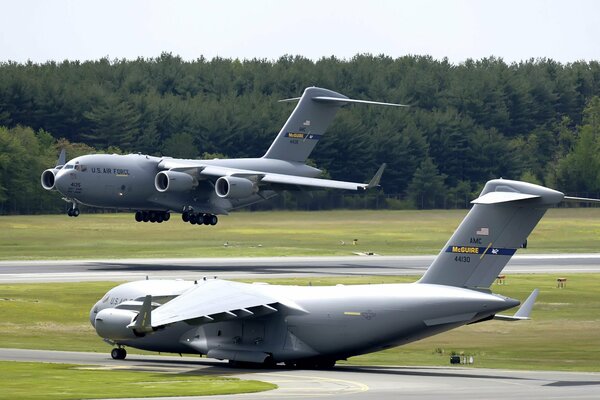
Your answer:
445,246 -> 516,256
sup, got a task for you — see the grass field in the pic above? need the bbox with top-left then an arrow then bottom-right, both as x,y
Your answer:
0,361 -> 275,399
1,274 -> 599,372
2,208 -> 600,260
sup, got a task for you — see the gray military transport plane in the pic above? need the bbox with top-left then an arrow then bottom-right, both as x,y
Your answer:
90,179 -> 598,367
41,87 -> 402,225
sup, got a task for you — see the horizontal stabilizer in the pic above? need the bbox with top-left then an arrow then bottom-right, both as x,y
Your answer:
563,196 -> 600,204
312,96 -> 409,107
494,289 -> 539,321
471,192 -> 540,204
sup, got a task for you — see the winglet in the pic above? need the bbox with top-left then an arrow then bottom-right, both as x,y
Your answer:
494,289 -> 539,321
366,163 -> 387,189
56,149 -> 66,168
128,295 -> 153,333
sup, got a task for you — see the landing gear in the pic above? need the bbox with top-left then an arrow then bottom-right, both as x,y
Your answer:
67,205 -> 80,217
182,210 -> 218,226
134,211 -> 170,223
110,347 -> 127,360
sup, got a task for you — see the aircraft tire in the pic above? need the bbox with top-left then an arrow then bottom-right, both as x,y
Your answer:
210,215 -> 218,225
73,208 -> 80,217
135,211 -> 143,222
182,212 -> 189,222
189,214 -> 198,224
263,355 -> 276,368
111,348 -> 126,360
163,212 -> 170,221
142,212 -> 150,222
67,209 -> 73,217
202,214 -> 210,225
156,214 -> 164,223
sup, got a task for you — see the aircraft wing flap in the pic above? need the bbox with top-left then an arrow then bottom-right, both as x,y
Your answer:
150,279 -> 304,327
260,173 -> 367,191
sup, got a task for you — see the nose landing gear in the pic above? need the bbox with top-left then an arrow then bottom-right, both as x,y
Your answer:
67,204 -> 80,217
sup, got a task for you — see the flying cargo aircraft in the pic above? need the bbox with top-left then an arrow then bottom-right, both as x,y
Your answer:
90,179 -> 597,367
40,87 -> 402,225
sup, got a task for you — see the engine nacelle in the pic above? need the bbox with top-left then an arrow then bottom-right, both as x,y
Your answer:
215,176 -> 258,199
155,170 -> 196,193
94,308 -> 139,340
41,168 -> 60,190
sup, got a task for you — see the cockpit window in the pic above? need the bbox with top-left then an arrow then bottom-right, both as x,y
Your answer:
65,164 -> 74,169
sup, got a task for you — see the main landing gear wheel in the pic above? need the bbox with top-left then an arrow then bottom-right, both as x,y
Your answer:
111,348 -> 127,360
67,207 -> 80,217
134,211 -> 170,223
183,212 -> 219,226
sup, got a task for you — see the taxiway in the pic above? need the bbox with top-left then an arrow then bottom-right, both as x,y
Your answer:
1,348 -> 599,400
1,254 -> 599,283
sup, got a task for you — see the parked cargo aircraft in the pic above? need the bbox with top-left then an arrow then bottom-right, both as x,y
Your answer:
41,87 -> 402,225
90,179 -> 595,367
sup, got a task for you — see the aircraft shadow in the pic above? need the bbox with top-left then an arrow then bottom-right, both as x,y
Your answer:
89,262 -> 424,276
117,356 -> 600,387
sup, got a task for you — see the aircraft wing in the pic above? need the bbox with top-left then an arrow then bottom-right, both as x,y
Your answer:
159,159 -> 386,191
150,279 -> 306,328
258,163 -> 386,191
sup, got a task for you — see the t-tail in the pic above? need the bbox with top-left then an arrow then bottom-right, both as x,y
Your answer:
418,179 -> 566,289
263,87 -> 407,163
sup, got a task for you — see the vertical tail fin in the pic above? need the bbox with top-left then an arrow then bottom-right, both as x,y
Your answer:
263,87 -> 407,163
418,179 -> 564,289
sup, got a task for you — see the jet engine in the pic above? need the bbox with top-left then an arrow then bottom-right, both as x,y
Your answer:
215,176 -> 258,199
94,308 -> 140,340
154,170 -> 196,193
40,168 -> 60,190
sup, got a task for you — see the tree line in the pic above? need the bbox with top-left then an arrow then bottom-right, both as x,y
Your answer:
1,53 -> 600,214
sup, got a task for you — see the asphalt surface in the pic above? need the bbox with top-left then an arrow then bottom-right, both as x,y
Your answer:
2,348 -> 600,400
1,254 -> 600,283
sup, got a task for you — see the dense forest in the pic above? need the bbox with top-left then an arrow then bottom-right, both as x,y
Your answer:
1,53 -> 600,214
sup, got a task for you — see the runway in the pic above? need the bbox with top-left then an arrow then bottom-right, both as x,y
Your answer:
1,254 -> 600,283
2,348 -> 599,399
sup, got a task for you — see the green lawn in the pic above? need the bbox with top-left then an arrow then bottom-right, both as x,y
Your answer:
1,275 -> 599,371
0,361 -> 275,399
2,208 -> 600,260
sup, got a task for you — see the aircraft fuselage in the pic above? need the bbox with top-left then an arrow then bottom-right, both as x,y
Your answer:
90,279 -> 518,364
47,153 -> 321,214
